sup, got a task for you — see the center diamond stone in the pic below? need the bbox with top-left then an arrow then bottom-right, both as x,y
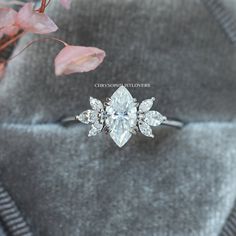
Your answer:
105,86 -> 137,147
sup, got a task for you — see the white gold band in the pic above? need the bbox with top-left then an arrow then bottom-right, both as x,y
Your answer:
61,116 -> 185,129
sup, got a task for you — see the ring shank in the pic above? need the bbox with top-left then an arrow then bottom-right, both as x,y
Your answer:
61,116 -> 185,129
60,116 -> 77,124
162,119 -> 185,129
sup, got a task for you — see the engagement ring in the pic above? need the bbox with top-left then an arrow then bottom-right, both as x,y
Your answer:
61,86 -> 184,147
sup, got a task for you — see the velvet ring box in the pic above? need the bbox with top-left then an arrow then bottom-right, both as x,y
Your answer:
0,0 -> 236,235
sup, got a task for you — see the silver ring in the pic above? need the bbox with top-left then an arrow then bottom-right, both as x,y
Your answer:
61,86 -> 185,147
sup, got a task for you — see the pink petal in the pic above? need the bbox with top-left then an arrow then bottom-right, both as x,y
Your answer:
60,0 -> 71,9
16,3 -> 58,34
0,8 -> 17,28
2,25 -> 19,36
55,46 -> 106,76
0,8 -> 19,36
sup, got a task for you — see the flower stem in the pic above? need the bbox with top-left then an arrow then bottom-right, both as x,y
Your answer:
46,0 -> 51,7
0,31 -> 25,52
9,37 -> 68,61
37,0 -> 49,13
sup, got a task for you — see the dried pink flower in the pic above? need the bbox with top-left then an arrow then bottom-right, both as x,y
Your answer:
55,46 -> 106,76
16,3 -> 58,34
60,0 -> 71,9
0,8 -> 19,36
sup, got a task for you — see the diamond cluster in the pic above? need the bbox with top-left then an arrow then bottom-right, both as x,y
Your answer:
77,86 -> 167,147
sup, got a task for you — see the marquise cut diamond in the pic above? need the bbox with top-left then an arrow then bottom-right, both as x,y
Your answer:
144,111 -> 166,126
105,86 -> 137,147
90,97 -> 103,111
88,122 -> 103,137
78,110 -> 98,124
139,98 -> 155,112
138,121 -> 154,138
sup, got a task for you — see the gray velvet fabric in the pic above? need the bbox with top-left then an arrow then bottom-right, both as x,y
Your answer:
0,123 -> 236,236
223,0 -> 236,17
0,0 -> 236,235
220,201 -> 236,236
0,226 -> 5,236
